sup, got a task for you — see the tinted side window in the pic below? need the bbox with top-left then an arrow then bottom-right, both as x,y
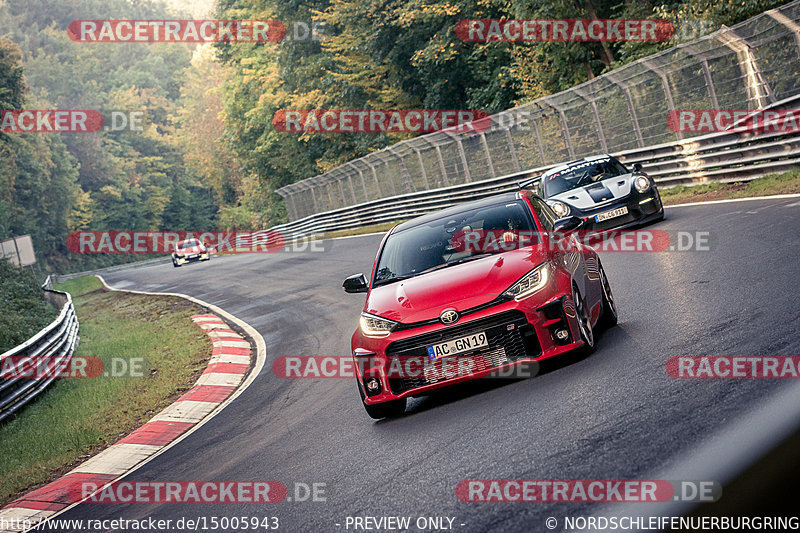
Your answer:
610,159 -> 628,174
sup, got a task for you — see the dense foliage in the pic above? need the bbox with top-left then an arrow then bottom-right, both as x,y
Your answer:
0,0 -> 226,272
0,259 -> 55,353
214,0 -> 789,224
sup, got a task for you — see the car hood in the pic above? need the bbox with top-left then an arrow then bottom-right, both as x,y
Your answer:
551,174 -> 633,210
365,246 -> 547,324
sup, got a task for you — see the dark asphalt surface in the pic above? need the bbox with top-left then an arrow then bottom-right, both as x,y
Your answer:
47,197 -> 800,532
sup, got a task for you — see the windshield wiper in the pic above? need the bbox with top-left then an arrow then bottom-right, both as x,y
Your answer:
373,274 -> 416,287
417,253 -> 494,275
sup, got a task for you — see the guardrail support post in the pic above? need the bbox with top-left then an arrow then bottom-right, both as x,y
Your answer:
310,183 -> 321,214
716,25 -> 775,109
373,154 -> 398,196
679,43 -> 720,110
544,100 -> 575,159
575,87 -> 608,153
702,60 -> 719,109
353,164 -> 369,201
435,145 -> 450,187
412,147 -> 431,190
365,161 -> 383,198
337,177 -> 348,207
286,193 -> 299,221
388,147 -> 415,193
641,58 -> 683,141
453,136 -> 472,182
327,180 -> 337,210
504,127 -> 521,172
531,116 -> 547,165
346,173 -> 358,205
480,132 -> 497,178
606,72 -> 644,148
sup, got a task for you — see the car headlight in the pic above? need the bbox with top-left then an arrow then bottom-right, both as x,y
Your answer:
634,176 -> 650,192
548,200 -> 570,217
359,312 -> 398,337
502,262 -> 551,301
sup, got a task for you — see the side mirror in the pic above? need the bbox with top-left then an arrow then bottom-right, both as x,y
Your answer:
343,273 -> 369,293
632,162 -> 643,172
552,216 -> 583,232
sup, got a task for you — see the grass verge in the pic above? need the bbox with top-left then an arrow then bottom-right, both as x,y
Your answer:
660,168 -> 800,205
314,220 -> 403,240
0,276 -> 212,505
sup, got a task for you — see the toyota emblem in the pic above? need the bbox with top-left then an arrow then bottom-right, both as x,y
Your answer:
440,309 -> 460,325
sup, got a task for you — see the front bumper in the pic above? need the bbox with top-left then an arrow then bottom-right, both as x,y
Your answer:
173,253 -> 210,264
571,188 -> 663,231
353,283 -> 589,404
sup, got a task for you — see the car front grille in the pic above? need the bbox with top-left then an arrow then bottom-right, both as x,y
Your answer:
386,310 -> 540,395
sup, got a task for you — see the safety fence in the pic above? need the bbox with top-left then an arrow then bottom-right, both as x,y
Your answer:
265,91 -> 800,240
274,1 -> 800,229
0,276 -> 79,423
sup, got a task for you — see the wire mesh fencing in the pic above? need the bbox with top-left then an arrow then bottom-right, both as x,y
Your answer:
276,2 -> 800,222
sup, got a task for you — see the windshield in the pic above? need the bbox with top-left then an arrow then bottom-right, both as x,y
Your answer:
542,158 -> 628,197
374,201 -> 537,286
178,239 -> 200,249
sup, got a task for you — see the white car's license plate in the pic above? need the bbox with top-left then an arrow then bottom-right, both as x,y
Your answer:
427,332 -> 488,360
594,206 -> 628,222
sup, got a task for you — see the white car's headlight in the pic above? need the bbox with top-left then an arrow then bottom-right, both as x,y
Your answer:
634,176 -> 650,192
359,312 -> 398,337
502,263 -> 551,301
548,200 -> 570,218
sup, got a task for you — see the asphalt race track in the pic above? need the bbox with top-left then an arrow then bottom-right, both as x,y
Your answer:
47,197 -> 800,532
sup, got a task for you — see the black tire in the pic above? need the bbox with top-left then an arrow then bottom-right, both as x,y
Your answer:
598,260 -> 618,328
572,284 -> 595,355
172,259 -> 180,268
358,382 -> 407,419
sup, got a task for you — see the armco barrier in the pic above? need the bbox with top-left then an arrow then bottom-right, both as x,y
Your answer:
0,276 -> 79,423
264,94 -> 800,241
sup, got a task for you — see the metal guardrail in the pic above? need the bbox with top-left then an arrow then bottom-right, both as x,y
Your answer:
273,1 -> 800,230
264,94 -> 800,241
0,276 -> 80,423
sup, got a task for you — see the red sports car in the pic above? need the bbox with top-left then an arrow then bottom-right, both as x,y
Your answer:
343,190 -> 617,419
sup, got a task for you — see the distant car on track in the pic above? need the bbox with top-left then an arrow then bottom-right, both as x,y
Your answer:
342,190 -> 616,419
520,154 -> 664,231
172,238 -> 210,267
